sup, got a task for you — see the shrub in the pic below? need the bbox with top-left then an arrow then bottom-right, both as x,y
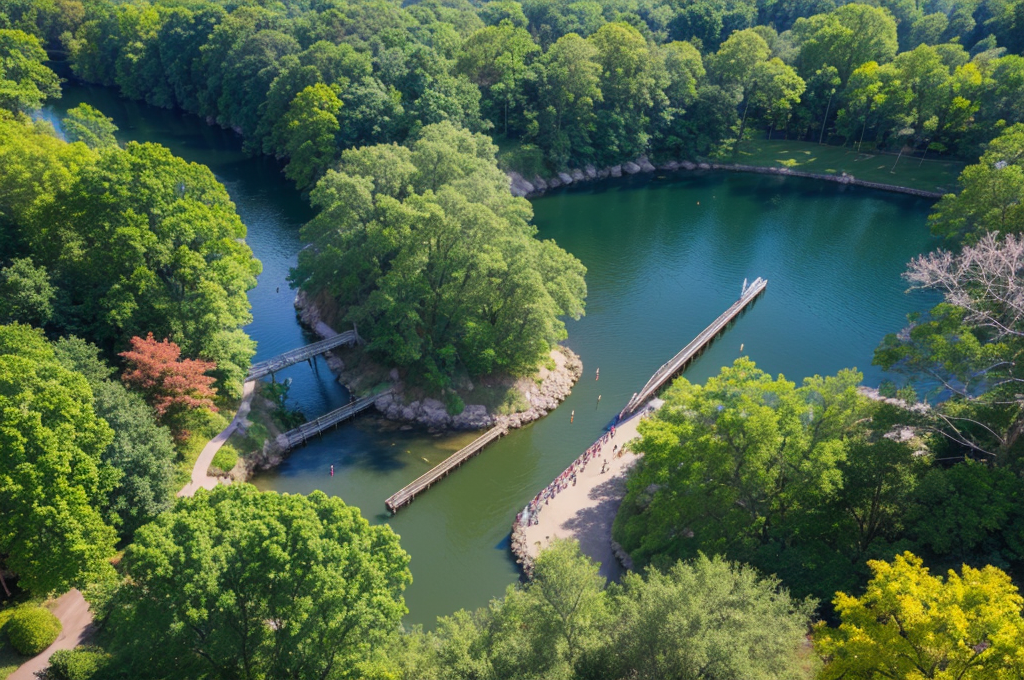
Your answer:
445,393 -> 465,416
47,647 -> 111,680
6,606 -> 61,655
209,446 -> 238,476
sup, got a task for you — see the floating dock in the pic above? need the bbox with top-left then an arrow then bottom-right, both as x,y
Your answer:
619,277 -> 767,417
247,330 -> 359,382
385,424 -> 508,513
281,389 -> 391,450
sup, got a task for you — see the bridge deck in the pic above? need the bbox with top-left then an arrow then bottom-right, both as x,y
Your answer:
281,389 -> 391,450
247,330 -> 358,382
385,424 -> 508,513
620,277 -> 768,417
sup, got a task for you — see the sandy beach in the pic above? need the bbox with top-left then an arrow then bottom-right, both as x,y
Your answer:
519,401 -> 660,580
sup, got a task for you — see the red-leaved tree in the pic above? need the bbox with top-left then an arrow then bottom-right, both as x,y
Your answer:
121,334 -> 218,436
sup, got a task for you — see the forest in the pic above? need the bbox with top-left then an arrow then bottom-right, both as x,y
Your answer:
2,0 -> 1024,675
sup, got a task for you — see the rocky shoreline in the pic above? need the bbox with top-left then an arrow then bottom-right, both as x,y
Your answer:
293,290 -> 582,433
508,156 -> 946,200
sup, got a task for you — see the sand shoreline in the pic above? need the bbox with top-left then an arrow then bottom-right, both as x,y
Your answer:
511,401 -> 661,579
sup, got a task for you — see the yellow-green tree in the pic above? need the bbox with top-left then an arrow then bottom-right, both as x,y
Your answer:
814,552 -> 1024,679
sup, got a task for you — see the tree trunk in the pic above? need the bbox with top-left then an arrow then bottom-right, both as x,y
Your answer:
734,97 -> 751,156
0,570 -> 11,597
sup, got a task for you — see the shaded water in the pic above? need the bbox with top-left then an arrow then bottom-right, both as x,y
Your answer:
44,84 -> 939,625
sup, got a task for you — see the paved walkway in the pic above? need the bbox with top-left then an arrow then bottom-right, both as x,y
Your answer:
178,380 -> 256,497
521,402 -> 659,580
8,591 -> 95,680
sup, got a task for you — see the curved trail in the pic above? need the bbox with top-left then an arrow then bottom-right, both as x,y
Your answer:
8,591 -> 94,680
178,380 -> 256,498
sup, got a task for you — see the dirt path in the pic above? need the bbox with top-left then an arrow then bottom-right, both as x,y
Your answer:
520,402 -> 658,580
178,380 -> 256,498
8,591 -> 95,680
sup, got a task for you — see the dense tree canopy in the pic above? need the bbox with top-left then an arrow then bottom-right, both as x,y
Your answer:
54,335 -> 177,540
0,323 -> 118,596
0,28 -> 59,113
0,115 -> 261,398
27,0 -> 1024,178
614,359 -> 930,601
105,484 -> 411,680
389,541 -> 815,680
291,122 -> 587,386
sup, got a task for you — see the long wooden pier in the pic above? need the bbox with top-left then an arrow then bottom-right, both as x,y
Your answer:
281,389 -> 391,450
385,424 -> 508,513
619,277 -> 768,417
247,330 -> 359,382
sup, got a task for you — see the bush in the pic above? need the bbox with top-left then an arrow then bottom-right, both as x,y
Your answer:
209,446 -> 238,475
445,393 -> 465,416
6,606 -> 61,655
47,647 -> 111,680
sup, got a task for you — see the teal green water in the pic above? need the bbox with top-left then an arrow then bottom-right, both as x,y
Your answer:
43,83 -> 939,626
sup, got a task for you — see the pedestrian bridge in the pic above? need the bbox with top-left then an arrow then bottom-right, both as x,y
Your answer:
246,330 -> 359,382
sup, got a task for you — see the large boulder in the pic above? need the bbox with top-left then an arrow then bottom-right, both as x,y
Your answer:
584,164 -> 598,179
557,171 -> 574,185
610,165 -> 623,177
508,171 -> 535,197
451,404 -> 493,430
637,156 -> 656,172
622,161 -> 642,174
570,168 -> 585,181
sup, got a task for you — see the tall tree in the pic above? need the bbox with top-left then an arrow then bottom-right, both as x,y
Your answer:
0,323 -> 117,596
107,484 -> 411,680
793,4 -> 899,83
0,28 -> 60,113
278,83 -> 343,191
457,20 -> 540,135
291,122 -> 586,388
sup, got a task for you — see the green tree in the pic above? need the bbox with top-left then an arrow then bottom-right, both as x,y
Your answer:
54,334 -> 176,539
531,32 -> 603,166
0,323 -> 117,596
0,28 -> 60,114
278,83 -> 343,190
488,539 -> 609,677
607,555 -> 815,680
793,4 -> 899,84
107,484 -> 411,680
0,257 -> 54,326
0,117 -> 261,398
457,20 -> 540,135
589,21 -> 664,163
291,122 -> 586,387
929,124 -> 1024,243
613,359 -> 879,599
62,103 -> 118,148
814,552 -> 1024,680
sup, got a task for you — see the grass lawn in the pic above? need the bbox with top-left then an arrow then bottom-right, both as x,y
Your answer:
732,139 -> 965,194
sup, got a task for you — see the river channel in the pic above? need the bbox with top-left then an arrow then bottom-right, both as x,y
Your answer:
44,83 -> 939,626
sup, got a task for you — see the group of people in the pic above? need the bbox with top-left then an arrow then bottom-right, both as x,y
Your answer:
517,429 -> 621,528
